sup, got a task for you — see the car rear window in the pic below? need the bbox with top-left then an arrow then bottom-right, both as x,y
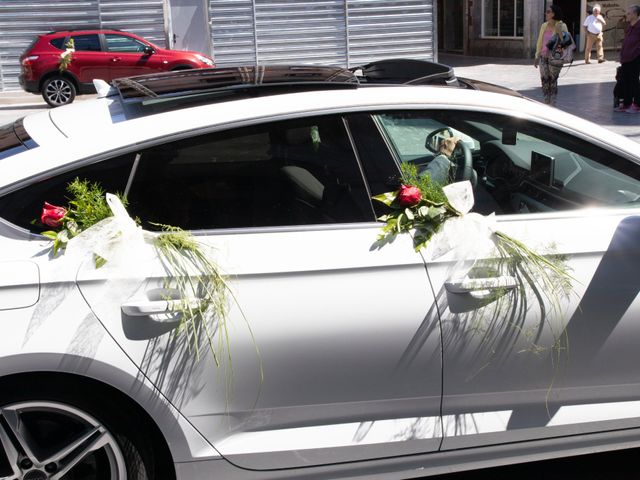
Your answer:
50,37 -> 66,50
0,119 -> 38,160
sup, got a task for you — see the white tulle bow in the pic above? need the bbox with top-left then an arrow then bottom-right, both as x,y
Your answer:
65,194 -> 155,273
423,181 -> 496,265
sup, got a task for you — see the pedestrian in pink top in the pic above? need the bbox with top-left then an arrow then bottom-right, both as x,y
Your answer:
534,5 -> 569,106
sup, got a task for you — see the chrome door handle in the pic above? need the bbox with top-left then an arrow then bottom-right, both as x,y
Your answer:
444,276 -> 517,294
121,299 -> 202,316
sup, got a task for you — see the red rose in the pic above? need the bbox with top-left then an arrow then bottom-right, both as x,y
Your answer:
397,185 -> 422,207
41,202 -> 67,227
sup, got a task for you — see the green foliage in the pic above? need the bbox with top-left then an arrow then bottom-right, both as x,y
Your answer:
400,163 -> 447,206
58,38 -> 74,72
43,178 -> 126,261
153,224 -> 263,389
66,178 -> 116,230
372,163 -> 452,251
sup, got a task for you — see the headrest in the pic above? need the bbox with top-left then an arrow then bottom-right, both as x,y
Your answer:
285,127 -> 312,146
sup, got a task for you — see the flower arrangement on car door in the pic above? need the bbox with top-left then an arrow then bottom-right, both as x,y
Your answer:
373,163 -> 575,329
40,178 -> 260,375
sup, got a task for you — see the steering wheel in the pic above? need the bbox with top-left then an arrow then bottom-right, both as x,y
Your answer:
425,127 -> 474,182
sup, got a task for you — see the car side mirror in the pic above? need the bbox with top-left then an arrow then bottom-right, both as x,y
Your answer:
143,46 -> 155,55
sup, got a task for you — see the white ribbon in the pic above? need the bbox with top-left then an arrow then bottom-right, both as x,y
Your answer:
423,181 -> 497,276
65,194 -> 156,274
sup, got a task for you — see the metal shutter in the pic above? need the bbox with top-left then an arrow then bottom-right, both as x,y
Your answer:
209,0 -> 434,69
254,0 -> 346,65
209,0 -> 257,66
0,0 -> 100,91
347,0 -> 434,66
99,0 -> 167,47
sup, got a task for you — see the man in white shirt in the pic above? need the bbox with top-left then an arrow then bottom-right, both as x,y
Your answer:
583,4 -> 607,63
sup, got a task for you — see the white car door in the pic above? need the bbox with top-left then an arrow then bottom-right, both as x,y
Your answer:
15,114 -> 444,469
374,109 -> 640,450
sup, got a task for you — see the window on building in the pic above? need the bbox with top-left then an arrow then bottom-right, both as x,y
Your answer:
483,0 -> 524,38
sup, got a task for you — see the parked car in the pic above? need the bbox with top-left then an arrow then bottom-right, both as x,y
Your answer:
2,65 -> 640,480
19,29 -> 215,107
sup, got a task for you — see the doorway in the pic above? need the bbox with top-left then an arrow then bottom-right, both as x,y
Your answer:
167,0 -> 212,56
554,0 -> 582,47
438,0 -> 465,53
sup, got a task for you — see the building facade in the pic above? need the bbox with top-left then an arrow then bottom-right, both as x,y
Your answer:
0,0 -> 436,92
439,0 -> 636,59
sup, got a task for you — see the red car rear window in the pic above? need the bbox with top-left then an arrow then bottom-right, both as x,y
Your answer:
50,37 -> 66,50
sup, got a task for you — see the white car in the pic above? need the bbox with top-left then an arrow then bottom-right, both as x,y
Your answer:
1,65 -> 640,480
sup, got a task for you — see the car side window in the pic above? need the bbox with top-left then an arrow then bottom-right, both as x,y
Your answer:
105,34 -> 147,53
374,110 -> 640,215
71,34 -> 101,52
0,154 -> 135,231
0,115 -> 376,232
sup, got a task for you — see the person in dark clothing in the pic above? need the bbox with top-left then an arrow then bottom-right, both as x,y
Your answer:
615,5 -> 640,113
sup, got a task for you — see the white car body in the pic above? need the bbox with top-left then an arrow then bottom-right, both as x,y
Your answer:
2,69 -> 640,479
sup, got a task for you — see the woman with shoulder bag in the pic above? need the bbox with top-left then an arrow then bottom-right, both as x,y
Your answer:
534,4 -> 570,106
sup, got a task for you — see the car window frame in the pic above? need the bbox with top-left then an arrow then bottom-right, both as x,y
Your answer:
104,33 -> 149,54
0,113 -> 383,236
4,105 -> 640,235
359,107 -> 640,217
69,33 -> 103,53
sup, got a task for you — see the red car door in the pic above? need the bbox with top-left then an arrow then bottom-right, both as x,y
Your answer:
67,34 -> 110,83
104,34 -> 167,79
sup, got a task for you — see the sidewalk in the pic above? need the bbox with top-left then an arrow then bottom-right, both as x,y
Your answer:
0,90 -> 48,106
440,52 -> 639,143
0,90 -> 95,106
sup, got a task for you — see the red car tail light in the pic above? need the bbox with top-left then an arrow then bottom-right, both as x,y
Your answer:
22,55 -> 39,65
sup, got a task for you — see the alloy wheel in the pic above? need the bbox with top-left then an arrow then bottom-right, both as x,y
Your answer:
0,401 -> 127,480
44,80 -> 74,107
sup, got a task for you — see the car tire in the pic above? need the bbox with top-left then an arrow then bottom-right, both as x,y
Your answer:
0,382 -> 156,479
42,76 -> 76,107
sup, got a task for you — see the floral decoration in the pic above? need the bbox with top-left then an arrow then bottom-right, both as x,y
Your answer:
373,163 -> 575,318
58,38 -> 75,72
40,178 -> 261,381
40,202 -> 66,227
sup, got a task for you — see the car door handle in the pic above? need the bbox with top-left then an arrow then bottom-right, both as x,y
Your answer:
444,276 -> 517,294
121,299 -> 202,316
111,57 -> 121,62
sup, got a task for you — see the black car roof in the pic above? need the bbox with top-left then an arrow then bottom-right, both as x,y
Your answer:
112,65 -> 359,101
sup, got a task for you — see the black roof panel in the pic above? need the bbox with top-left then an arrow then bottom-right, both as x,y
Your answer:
112,65 -> 359,100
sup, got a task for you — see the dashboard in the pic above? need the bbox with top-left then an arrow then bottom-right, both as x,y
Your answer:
479,139 -> 640,214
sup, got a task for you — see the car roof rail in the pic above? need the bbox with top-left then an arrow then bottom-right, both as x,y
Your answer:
111,65 -> 360,102
45,27 -> 122,35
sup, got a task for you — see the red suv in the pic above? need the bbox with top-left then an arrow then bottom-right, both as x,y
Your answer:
20,29 -> 215,107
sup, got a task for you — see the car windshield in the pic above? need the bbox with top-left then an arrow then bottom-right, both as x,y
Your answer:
376,113 -> 479,164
